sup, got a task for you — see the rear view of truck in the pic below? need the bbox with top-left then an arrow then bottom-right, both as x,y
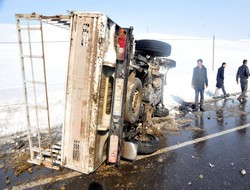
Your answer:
62,12 -> 134,174
16,11 -> 175,175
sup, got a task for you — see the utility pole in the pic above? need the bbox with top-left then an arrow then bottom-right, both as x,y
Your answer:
212,35 -> 215,71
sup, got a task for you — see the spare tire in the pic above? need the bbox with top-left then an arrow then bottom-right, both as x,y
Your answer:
135,39 -> 171,57
131,134 -> 159,155
124,78 -> 142,124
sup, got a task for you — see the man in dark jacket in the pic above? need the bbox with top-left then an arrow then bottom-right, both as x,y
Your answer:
214,62 -> 229,97
236,59 -> 250,103
192,59 -> 208,111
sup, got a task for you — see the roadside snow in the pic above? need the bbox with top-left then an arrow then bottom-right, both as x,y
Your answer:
1,24 -> 250,137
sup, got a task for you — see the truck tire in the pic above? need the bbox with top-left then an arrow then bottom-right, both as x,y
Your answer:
132,134 -> 159,154
135,39 -> 171,57
124,78 -> 142,124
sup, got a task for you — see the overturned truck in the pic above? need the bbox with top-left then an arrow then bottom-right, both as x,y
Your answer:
16,12 -> 176,174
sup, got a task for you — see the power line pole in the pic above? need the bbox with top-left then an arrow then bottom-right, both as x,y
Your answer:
212,35 -> 215,71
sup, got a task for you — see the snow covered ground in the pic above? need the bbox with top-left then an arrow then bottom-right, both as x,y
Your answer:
1,23 -> 250,138
0,24 -> 69,138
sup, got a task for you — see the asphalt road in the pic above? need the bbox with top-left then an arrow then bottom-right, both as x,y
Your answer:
2,93 -> 250,190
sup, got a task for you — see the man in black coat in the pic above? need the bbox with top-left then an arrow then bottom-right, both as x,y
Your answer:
236,59 -> 250,103
214,62 -> 229,97
192,59 -> 208,111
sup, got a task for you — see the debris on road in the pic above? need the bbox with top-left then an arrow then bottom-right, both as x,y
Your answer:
157,157 -> 164,163
5,176 -> 10,185
151,116 -> 180,136
240,169 -> 247,176
209,163 -> 215,167
0,163 -> 4,169
178,101 -> 195,114
15,140 -> 25,150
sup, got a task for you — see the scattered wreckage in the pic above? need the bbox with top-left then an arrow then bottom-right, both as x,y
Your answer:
16,11 -> 176,174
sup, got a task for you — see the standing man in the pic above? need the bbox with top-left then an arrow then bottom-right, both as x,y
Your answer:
236,59 -> 250,103
214,62 -> 229,98
192,59 -> 208,111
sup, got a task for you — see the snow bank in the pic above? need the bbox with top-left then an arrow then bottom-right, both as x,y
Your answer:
1,25 -> 250,137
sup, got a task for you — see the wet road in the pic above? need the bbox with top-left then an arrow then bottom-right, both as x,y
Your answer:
2,94 -> 250,190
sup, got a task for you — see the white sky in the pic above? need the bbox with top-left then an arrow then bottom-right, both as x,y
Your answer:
1,0 -> 250,40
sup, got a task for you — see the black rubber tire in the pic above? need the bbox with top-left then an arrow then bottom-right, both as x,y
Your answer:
135,39 -> 171,57
132,134 -> 159,155
124,78 -> 142,124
